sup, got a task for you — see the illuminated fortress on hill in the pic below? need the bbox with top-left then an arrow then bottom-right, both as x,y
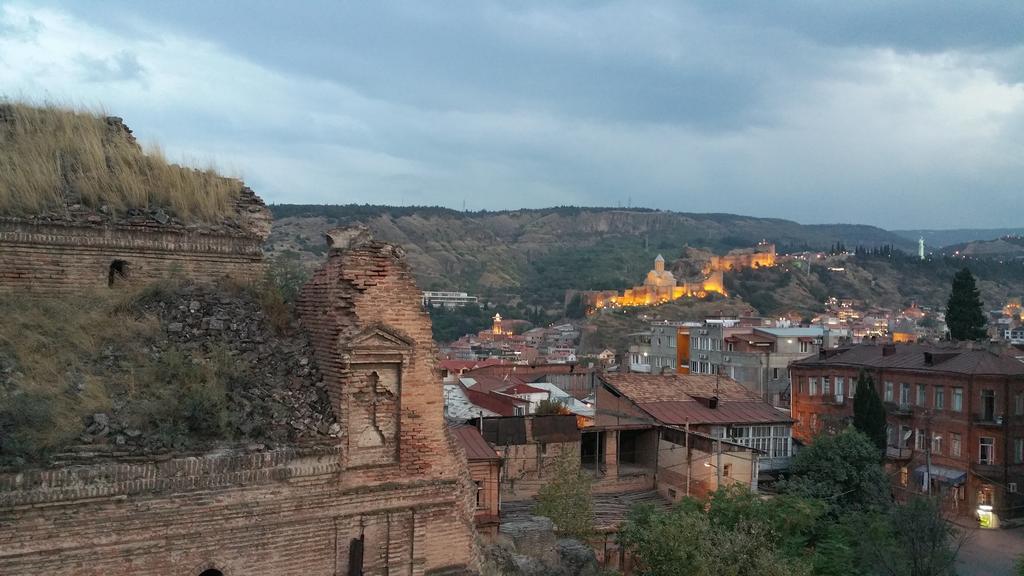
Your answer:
587,242 -> 776,308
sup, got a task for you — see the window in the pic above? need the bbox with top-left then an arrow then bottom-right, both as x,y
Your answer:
199,571 -> 224,576
934,386 -> 945,410
952,387 -> 963,412
1016,393 -> 1024,416
900,466 -> 908,487
723,463 -> 732,478
951,433 -> 962,457
800,340 -> 811,353
1015,438 -> 1023,464
474,480 -> 484,508
915,428 -> 926,451
981,389 -> 995,421
886,425 -> 894,447
835,377 -> 844,400
107,259 -> 129,287
797,378 -> 803,395
900,425 -> 911,448
899,383 -> 910,407
932,433 -> 942,455
809,378 -> 818,396
822,377 -> 831,396
772,367 -> 780,380
885,381 -> 894,402
979,437 -> 995,465
917,384 -> 926,406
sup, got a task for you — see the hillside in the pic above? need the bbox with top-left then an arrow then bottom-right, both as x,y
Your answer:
267,205 -> 913,310
724,251 -> 1024,317
939,236 -> 1024,261
893,228 -> 1024,248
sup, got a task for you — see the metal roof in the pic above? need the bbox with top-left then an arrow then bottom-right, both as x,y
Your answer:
450,424 -> 501,461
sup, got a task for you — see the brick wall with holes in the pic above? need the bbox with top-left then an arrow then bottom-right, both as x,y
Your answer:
0,220 -> 265,293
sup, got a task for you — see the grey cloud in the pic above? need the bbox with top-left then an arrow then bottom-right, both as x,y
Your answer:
9,0 -> 1024,229
76,50 -> 146,83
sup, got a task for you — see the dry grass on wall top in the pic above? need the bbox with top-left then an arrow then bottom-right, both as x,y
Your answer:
0,101 -> 242,222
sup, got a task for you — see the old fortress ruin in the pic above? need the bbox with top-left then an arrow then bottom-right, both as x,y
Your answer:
0,109 -> 479,575
585,241 -> 776,308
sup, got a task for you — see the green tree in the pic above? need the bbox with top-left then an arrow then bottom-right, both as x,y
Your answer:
565,293 -> 587,319
945,267 -> 987,341
857,497 -> 963,576
853,370 -> 887,451
781,429 -> 889,513
533,450 -> 594,539
618,500 -> 811,576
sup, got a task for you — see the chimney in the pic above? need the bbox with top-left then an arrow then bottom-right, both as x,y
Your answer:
882,343 -> 897,357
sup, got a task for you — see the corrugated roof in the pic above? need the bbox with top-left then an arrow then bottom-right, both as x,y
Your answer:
640,400 -> 791,425
791,343 -> 1024,376
450,424 -> 501,461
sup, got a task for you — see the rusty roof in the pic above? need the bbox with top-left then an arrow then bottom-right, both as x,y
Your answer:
599,373 -> 790,426
462,385 -> 526,416
450,424 -> 501,461
791,343 -> 1024,376
640,400 -> 791,426
601,373 -> 761,403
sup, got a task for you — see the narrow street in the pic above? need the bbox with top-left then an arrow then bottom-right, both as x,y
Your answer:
955,525 -> 1023,576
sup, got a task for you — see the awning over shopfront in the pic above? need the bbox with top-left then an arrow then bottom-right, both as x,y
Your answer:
914,464 -> 967,486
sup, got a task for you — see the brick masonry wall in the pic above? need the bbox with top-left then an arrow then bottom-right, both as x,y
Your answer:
0,232 -> 480,575
0,219 -> 265,293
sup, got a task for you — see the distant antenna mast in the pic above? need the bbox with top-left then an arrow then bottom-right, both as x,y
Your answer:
462,199 -> 466,212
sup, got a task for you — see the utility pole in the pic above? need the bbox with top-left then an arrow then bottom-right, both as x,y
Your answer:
716,437 -> 722,489
924,409 -> 933,495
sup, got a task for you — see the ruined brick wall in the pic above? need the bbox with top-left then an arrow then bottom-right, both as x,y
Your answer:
0,229 -> 480,576
0,189 -> 272,293
0,446 -> 474,575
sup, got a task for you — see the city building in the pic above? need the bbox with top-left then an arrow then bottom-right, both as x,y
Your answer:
648,321 -> 700,374
595,373 -> 793,494
421,290 -> 479,308
791,343 -> 1024,525
688,321 -> 847,406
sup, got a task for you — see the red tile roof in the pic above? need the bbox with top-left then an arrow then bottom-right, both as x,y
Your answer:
450,424 -> 501,461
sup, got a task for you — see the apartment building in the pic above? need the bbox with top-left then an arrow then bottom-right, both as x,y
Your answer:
791,343 -> 1024,524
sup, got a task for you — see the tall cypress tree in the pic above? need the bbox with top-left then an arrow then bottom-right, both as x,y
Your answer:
853,370 -> 887,451
945,267 -> 987,341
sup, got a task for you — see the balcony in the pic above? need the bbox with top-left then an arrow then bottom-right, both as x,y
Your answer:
885,402 -> 913,416
973,414 -> 1005,427
886,446 -> 913,460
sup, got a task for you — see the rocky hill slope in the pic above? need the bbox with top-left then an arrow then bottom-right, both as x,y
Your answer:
267,205 -> 914,310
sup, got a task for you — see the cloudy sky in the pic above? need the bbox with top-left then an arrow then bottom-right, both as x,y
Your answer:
1,1 -> 1022,229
